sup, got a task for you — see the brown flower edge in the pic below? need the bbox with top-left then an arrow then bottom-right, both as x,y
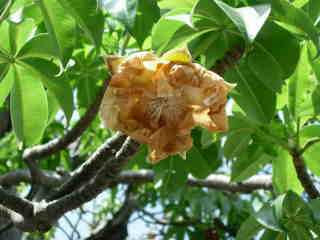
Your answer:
100,47 -> 234,164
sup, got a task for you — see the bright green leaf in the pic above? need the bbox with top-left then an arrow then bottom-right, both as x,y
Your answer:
17,33 -> 57,60
10,64 -> 48,146
0,64 -> 13,106
37,0 -> 76,64
272,149 -> 303,194
21,59 -> 74,122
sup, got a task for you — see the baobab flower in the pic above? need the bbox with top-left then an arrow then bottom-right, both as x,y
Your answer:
100,48 -> 234,163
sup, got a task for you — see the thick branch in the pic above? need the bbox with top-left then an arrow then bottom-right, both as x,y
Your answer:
0,169 -> 65,187
48,133 -> 126,200
1,169 -> 272,193
117,170 -> 272,193
291,150 -> 320,199
46,138 -> 139,219
0,188 -> 33,217
22,78 -> 109,162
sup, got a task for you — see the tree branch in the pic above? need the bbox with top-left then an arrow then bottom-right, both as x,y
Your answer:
0,188 -> 33,217
117,170 -> 273,193
291,149 -> 320,199
22,78 -> 110,162
48,132 -> 126,200
46,138 -> 139,220
0,169 -> 273,193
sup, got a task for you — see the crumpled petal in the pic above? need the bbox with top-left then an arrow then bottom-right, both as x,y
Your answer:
100,47 -> 233,163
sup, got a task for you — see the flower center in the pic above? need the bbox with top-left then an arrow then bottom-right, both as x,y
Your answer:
147,96 -> 185,127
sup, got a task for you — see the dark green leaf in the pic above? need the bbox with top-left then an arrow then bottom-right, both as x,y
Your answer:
225,61 -> 276,123
236,216 -> 263,240
231,147 -> 271,182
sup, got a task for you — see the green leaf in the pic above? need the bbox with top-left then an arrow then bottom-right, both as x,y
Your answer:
289,44 -> 314,119
270,0 -> 320,52
10,19 -> 35,55
225,61 -> 276,123
10,64 -> 48,146
56,0 -> 104,47
276,191 -> 314,238
21,59 -> 74,122
224,129 -> 252,159
0,64 -> 13,106
312,84 -> 320,115
260,230 -> 286,240
159,0 -> 196,10
192,0 -> 226,25
231,147 -> 271,182
153,155 -> 188,194
301,124 -> 320,139
187,146 -> 212,179
152,9 -> 190,53
255,205 -> 283,232
37,0 -> 76,64
272,149 -> 303,195
214,0 -> 271,42
17,33 -> 57,60
256,22 -> 300,79
236,216 -> 263,240
304,144 -> 320,176
308,0 -> 320,23
47,90 -> 60,124
309,199 -> 320,223
106,0 -> 160,47
247,44 -> 284,93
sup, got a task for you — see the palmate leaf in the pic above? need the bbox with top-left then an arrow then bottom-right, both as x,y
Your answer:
10,64 -> 48,146
21,59 -> 74,122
